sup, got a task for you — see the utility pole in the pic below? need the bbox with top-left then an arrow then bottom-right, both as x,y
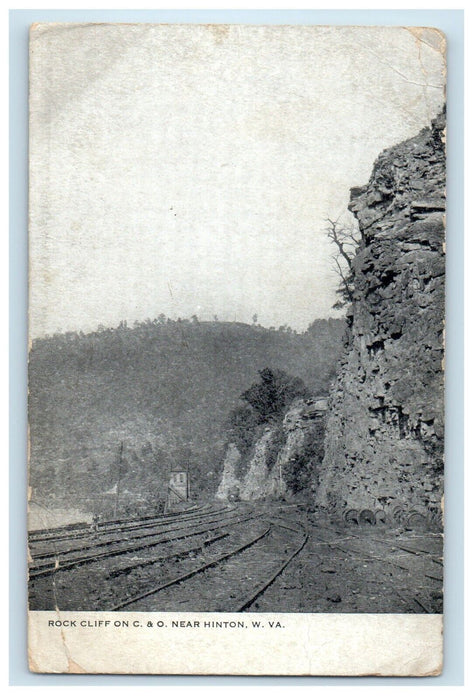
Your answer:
114,441 -> 124,519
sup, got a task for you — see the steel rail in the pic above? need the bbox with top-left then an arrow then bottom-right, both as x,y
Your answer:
315,523 -> 443,573
235,527 -> 309,612
28,504 -> 226,545
105,532 -> 231,579
110,525 -> 272,611
112,516 -> 308,613
28,503 -> 205,539
30,507 -> 240,561
29,514 -> 259,578
321,523 -> 443,559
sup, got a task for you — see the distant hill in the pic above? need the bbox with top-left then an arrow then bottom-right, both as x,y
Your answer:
28,318 -> 345,515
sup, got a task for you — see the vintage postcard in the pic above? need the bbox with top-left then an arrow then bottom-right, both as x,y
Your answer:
28,24 -> 446,675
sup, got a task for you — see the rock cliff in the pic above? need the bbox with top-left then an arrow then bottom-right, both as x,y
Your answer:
316,111 -> 445,528
216,397 -> 327,501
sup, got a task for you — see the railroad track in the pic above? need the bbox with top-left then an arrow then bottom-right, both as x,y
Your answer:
28,505 -> 256,577
29,505 -> 237,560
28,504 -> 442,614
28,504 -> 261,610
28,506 -> 309,612
28,503 -> 214,545
28,511 -> 258,579
314,524 -> 443,574
300,521 -> 443,614
106,531 -> 231,579
112,517 -> 308,613
248,513 -> 442,614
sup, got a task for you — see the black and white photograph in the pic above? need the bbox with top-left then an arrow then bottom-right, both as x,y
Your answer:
27,23 -> 446,674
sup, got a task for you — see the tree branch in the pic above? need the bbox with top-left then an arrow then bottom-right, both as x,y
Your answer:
325,218 -> 361,307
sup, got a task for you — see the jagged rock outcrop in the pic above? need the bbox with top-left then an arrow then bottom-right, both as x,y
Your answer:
316,110 -> 445,527
241,427 -> 276,500
216,398 -> 327,500
215,442 -> 242,500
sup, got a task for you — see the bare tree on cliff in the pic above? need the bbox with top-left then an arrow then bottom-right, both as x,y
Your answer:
326,218 -> 360,309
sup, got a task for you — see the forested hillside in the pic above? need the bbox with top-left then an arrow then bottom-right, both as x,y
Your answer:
29,318 -> 345,515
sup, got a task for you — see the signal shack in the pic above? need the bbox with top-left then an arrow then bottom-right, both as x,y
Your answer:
166,469 -> 189,511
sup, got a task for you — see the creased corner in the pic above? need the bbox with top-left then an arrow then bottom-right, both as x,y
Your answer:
405,26 -> 447,58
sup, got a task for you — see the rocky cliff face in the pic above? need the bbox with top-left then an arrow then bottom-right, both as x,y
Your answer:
216,397 -> 327,501
316,111 -> 445,528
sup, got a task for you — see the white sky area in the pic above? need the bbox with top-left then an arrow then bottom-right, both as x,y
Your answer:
29,24 -> 445,338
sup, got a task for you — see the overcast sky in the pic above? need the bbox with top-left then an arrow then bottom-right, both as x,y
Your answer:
29,24 -> 445,338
